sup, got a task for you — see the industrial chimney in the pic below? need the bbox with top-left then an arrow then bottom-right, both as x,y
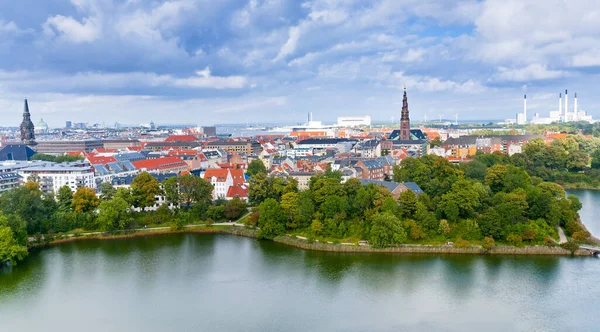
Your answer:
523,94 -> 527,124
558,93 -> 567,122
565,90 -> 569,122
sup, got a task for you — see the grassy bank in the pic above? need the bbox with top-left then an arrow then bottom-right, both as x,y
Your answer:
34,224 -> 594,257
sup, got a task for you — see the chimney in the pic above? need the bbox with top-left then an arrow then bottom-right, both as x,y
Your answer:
559,93 -> 562,121
523,94 -> 527,124
565,89 -> 569,122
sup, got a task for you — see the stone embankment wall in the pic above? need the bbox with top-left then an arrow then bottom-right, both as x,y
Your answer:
273,235 -> 591,256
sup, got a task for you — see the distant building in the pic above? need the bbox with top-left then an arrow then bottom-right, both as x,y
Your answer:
204,141 -> 262,154
66,121 -> 72,129
358,179 -> 423,199
288,172 -> 315,190
16,161 -> 95,194
202,126 -> 217,136
36,118 -> 49,134
337,116 -> 371,127
0,172 -> 21,194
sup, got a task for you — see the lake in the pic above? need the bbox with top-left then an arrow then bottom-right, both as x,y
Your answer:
1,191 -> 599,332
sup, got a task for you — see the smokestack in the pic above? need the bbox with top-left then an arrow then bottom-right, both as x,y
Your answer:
559,93 -> 562,121
310,112 -> 313,122
523,94 -> 527,124
574,92 -> 578,121
565,89 -> 569,122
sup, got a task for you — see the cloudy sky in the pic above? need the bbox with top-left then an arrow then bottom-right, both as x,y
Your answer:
1,0 -> 599,127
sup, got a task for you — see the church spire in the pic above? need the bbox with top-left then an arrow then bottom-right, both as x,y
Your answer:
400,86 -> 411,140
20,99 -> 36,145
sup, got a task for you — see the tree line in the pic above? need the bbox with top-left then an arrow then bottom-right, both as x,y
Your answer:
248,154 -> 584,249
0,171 -> 248,265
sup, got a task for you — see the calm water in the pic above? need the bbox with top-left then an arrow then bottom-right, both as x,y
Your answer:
1,193 -> 599,332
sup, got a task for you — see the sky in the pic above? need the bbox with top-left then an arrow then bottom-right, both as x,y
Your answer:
1,0 -> 600,127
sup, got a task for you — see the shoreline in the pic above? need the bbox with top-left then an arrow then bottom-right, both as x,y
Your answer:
33,225 -> 594,257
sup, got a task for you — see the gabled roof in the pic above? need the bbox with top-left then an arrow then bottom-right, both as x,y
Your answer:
165,135 -> 198,142
0,144 -> 36,161
132,156 -> 187,171
227,185 -> 248,198
203,169 -> 229,182
87,156 -> 117,165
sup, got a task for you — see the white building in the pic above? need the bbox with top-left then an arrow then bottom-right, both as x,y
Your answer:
337,116 -> 371,127
17,161 -> 95,194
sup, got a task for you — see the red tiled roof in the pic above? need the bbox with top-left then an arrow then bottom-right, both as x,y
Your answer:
230,169 -> 245,185
167,149 -> 198,156
87,156 -> 117,165
165,135 -> 197,142
93,148 -> 117,153
132,156 -> 187,171
227,185 -> 248,198
204,169 -> 229,182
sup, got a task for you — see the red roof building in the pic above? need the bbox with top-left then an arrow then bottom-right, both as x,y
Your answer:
226,185 -> 248,201
164,135 -> 198,142
132,156 -> 189,174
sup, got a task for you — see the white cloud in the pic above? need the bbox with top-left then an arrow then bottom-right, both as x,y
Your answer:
572,52 -> 600,67
274,26 -> 302,61
43,15 -> 101,43
491,64 -> 568,82
0,69 -> 248,91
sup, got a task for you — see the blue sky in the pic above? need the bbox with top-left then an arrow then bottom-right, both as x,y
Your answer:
1,0 -> 600,127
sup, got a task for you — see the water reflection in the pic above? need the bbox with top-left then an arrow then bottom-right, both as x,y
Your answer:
0,233 -> 598,332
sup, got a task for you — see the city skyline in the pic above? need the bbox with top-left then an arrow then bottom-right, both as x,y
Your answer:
1,0 -> 600,127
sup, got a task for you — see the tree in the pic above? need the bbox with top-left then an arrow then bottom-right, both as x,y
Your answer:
398,190 -> 418,219
99,182 -> 117,201
0,225 -> 28,265
130,172 -> 161,211
257,198 -> 285,240
224,197 -> 247,220
246,159 -> 267,177
369,212 -> 407,248
162,177 -> 180,209
71,187 -> 100,213
57,185 -> 73,211
97,196 -> 130,231
280,192 -> 300,229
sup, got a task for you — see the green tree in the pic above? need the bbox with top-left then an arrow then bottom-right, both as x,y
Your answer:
246,159 -> 267,177
99,182 -> 117,201
97,196 -> 130,231
257,198 -> 285,240
57,185 -> 73,211
398,190 -> 418,219
280,192 -> 300,229
71,187 -> 100,213
224,197 -> 247,220
0,224 -> 28,265
369,212 -> 407,248
162,177 -> 180,209
130,172 -> 161,211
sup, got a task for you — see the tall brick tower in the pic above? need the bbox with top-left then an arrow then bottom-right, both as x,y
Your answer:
20,99 -> 36,145
400,86 -> 411,140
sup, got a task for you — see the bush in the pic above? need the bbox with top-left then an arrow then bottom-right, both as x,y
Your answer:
482,236 -> 495,252
561,241 -> 580,254
522,228 -> 536,242
544,236 -> 556,245
454,236 -> 470,248
572,231 -> 590,241
506,233 -> 523,246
